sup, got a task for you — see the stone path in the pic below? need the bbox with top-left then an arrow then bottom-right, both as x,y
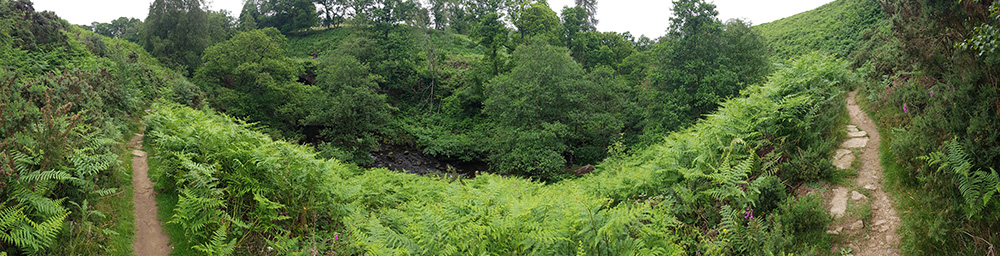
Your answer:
825,91 -> 900,255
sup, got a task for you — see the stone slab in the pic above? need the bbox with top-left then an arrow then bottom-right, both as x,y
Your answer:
841,137 -> 869,148
834,153 -> 855,170
848,131 -> 868,138
830,187 -> 848,218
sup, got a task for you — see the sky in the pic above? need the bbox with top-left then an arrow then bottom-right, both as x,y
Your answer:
32,0 -> 835,38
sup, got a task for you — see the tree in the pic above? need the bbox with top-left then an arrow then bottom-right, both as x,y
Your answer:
483,42 -> 589,177
90,17 -> 141,42
561,6 -> 586,48
194,28 -> 314,137
206,10 -> 236,44
639,0 -> 770,140
140,0 -> 210,74
304,53 -> 394,162
511,1 -> 561,45
260,0 -> 320,33
574,0 -> 597,30
316,0 -> 348,27
471,12 -> 509,76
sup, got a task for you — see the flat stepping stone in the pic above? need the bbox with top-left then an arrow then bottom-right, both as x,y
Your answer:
847,125 -> 859,132
833,152 -> 855,169
830,187 -> 848,218
848,131 -> 868,138
841,137 -> 869,148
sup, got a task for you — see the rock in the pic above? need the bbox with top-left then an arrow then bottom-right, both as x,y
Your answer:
886,234 -> 895,241
864,184 -> 877,191
132,150 -> 146,157
848,131 -> 868,138
835,149 -> 852,159
573,165 -> 595,177
826,230 -> 840,235
874,220 -> 887,226
849,220 -> 865,230
834,154 -> 856,170
830,188 -> 849,218
847,125 -> 859,132
851,191 -> 868,200
878,225 -> 890,232
841,137 -> 869,148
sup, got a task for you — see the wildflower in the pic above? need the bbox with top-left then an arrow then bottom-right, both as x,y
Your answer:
744,208 -> 754,219
312,249 -> 319,256
334,233 -> 339,240
903,104 -> 908,114
930,90 -> 934,98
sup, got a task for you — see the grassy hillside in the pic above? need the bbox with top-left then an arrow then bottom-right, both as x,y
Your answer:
754,0 -> 883,61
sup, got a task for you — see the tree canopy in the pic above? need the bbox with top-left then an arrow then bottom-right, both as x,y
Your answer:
140,0 -> 210,74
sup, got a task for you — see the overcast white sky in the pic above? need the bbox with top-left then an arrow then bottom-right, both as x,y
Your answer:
32,0 -> 834,38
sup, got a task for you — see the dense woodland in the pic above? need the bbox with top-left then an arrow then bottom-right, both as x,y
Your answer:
1,0 -> 999,255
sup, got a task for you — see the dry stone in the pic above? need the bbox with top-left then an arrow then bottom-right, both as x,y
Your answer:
849,220 -> 865,230
848,131 -> 868,137
834,154 -> 855,169
852,191 -> 867,200
830,187 -> 849,218
841,137 -> 869,148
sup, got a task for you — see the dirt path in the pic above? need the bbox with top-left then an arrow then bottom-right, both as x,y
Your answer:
826,91 -> 901,255
129,132 -> 171,256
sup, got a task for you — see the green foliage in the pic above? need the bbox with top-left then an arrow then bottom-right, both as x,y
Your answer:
482,42 -> 634,178
1,3 -> 187,254
849,0 -> 1000,253
88,17 -> 141,43
303,53 -> 395,164
639,1 -> 772,141
958,0 -> 1000,64
0,0 -> 68,51
920,138 -> 1000,219
242,0 -> 319,33
754,0 -> 883,62
195,27 -> 314,138
139,0 -> 211,74
511,2 -> 561,45
471,12 -> 509,76
145,104 -> 351,255
145,52 -> 853,255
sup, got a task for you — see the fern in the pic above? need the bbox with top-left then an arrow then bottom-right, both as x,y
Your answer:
703,157 -> 754,203
920,138 -> 1000,219
192,224 -> 236,256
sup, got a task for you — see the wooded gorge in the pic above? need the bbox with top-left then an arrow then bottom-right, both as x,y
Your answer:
2,0 -> 999,255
